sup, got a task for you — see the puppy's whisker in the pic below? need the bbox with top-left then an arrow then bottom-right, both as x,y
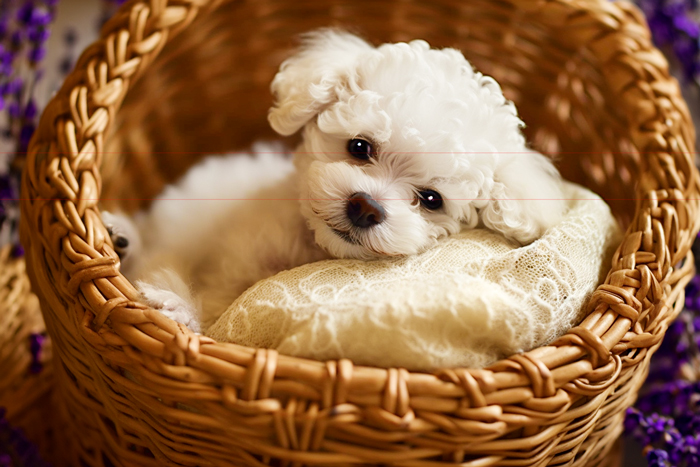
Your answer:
332,228 -> 360,245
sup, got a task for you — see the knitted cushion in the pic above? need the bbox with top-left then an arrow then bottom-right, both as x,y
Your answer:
208,182 -> 621,370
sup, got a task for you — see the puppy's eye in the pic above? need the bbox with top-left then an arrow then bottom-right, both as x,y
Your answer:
347,138 -> 373,160
418,189 -> 443,210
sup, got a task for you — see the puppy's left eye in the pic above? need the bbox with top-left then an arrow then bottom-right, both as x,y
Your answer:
418,189 -> 443,210
347,138 -> 373,160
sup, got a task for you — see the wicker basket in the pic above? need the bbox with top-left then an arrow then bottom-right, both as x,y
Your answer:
19,0 -> 700,465
0,245 -> 54,460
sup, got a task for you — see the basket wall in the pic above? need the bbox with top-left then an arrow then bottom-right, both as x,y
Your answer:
20,0 -> 700,466
0,246 -> 55,461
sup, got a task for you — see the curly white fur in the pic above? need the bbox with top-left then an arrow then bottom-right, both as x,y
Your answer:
271,29 -> 564,254
106,29 -> 566,332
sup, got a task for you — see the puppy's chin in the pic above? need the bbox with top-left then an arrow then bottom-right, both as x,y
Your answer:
314,223 -> 386,259
306,219 -> 395,260
300,206 -> 439,260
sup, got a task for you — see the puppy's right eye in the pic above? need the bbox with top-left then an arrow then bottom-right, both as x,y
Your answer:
418,189 -> 443,210
347,138 -> 373,160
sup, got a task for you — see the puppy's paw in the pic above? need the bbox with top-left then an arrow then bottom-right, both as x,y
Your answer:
139,283 -> 202,334
101,211 -> 141,270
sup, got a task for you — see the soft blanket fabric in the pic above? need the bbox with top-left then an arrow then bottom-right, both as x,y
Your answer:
206,182 -> 622,370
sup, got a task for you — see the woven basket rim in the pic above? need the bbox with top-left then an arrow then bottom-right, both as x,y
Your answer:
17,0 -> 700,463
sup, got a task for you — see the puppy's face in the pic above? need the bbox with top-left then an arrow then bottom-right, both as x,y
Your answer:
270,30 -> 564,259
294,115 -> 491,260
296,131 -> 460,260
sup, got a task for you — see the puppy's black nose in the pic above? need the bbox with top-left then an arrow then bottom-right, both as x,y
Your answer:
346,192 -> 386,228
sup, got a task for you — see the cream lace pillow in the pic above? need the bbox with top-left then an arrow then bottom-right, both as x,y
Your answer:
207,182 -> 622,370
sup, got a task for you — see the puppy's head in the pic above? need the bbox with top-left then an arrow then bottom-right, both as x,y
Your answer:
269,29 -> 565,259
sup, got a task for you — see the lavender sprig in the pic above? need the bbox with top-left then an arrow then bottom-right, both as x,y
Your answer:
0,0 -> 57,249
28,333 -> 45,374
637,0 -> 700,84
625,232 -> 700,465
5,0 -> 55,152
626,407 -> 700,466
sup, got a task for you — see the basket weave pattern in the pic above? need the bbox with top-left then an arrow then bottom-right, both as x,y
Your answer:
19,0 -> 700,465
0,246 -> 54,459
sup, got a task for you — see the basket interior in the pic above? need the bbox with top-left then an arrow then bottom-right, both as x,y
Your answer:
101,0 -> 648,224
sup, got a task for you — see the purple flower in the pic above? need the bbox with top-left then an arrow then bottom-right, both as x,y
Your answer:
16,4 -> 35,25
640,0 -> 700,81
0,50 -> 11,66
28,46 -> 44,63
27,28 -> 49,43
23,99 -> 36,119
675,15 -> 700,38
0,51 -> 13,75
17,4 -> 51,28
0,178 -> 12,200
10,244 -> 23,258
638,390 -> 673,414
29,10 -> 52,28
625,407 -> 644,432
19,122 -> 34,149
28,333 -> 45,373
6,79 -> 22,96
647,448 -> 671,467
10,30 -> 22,50
7,102 -> 19,118
679,435 -> 700,465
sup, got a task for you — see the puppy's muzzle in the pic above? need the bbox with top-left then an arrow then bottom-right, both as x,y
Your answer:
346,192 -> 386,228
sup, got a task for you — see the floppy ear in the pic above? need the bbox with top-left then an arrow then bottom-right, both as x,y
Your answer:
268,29 -> 374,136
480,151 -> 566,245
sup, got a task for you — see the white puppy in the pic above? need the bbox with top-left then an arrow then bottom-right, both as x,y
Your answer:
103,29 -> 566,333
